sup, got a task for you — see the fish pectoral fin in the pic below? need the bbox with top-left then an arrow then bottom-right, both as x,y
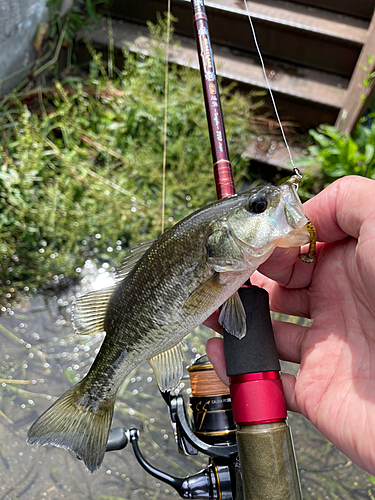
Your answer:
207,227 -> 246,272
148,342 -> 184,392
184,274 -> 224,315
218,291 -> 247,339
115,239 -> 156,283
72,285 -> 116,335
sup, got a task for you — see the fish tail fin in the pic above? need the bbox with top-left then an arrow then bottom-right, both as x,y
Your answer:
26,380 -> 115,473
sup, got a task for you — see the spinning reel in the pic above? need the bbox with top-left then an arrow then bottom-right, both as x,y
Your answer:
106,354 -> 242,500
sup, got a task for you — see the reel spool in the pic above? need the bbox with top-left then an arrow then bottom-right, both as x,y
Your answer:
188,355 -> 236,446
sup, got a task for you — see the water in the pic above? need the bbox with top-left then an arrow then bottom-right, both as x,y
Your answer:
0,269 -> 374,499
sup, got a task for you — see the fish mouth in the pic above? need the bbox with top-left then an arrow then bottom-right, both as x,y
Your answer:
268,191 -> 308,238
280,183 -> 306,230
241,224 -> 310,257
273,224 -> 310,248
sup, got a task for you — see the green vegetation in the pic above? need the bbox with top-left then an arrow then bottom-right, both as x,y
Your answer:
47,0 -> 110,43
3,2 -> 375,306
297,120 -> 375,198
0,18 -> 264,304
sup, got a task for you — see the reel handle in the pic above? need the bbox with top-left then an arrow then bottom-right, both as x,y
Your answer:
106,427 -> 234,499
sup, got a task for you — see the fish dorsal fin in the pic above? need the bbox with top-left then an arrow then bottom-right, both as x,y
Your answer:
218,291 -> 247,339
148,342 -> 184,392
72,285 -> 116,335
115,239 -> 155,283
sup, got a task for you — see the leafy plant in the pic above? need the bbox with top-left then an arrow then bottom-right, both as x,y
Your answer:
360,55 -> 375,103
47,0 -> 110,48
296,121 -> 375,198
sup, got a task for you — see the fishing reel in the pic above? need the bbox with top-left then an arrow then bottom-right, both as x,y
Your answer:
106,355 -> 242,500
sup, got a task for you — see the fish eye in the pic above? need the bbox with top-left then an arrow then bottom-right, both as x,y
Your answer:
247,194 -> 268,214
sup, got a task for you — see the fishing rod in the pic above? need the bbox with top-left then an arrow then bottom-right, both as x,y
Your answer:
192,1 -> 302,498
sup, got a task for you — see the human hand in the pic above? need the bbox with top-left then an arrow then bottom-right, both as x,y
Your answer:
205,176 -> 375,474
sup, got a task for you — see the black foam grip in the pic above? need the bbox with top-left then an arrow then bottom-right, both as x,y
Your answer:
223,287 -> 280,377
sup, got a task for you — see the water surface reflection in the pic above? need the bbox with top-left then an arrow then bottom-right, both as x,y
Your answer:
0,265 -> 374,499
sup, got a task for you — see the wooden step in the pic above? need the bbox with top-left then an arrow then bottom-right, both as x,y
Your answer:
76,18 -> 347,129
244,140 -> 303,172
110,0 -> 369,77
289,0 -> 375,20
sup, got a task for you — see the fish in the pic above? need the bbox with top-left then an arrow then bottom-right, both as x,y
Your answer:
26,176 -> 312,473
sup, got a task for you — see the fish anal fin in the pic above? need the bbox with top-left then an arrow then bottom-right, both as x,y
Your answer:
72,285 -> 116,335
184,274 -> 224,315
219,291 -> 247,339
148,342 -> 184,392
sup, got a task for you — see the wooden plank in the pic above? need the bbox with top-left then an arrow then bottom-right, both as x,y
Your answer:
290,0 -> 375,20
79,18 -> 346,109
110,0 -> 367,77
336,11 -> 375,133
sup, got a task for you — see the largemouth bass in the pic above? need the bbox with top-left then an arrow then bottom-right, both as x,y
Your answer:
27,177 -> 312,472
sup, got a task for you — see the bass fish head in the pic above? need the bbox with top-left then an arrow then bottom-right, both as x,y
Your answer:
225,176 -> 310,257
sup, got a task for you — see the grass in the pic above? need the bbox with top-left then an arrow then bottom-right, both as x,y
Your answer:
0,17 -> 268,306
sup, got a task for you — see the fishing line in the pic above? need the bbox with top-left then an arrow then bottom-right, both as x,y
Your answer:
161,0 -> 172,234
189,368 -> 230,397
242,0 -> 301,179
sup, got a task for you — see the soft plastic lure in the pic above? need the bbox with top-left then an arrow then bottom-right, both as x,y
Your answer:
299,219 -> 317,263
284,175 -> 317,264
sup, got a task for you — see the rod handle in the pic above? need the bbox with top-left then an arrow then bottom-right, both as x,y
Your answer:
236,421 -> 302,500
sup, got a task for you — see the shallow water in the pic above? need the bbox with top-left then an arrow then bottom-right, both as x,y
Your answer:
0,266 -> 374,500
